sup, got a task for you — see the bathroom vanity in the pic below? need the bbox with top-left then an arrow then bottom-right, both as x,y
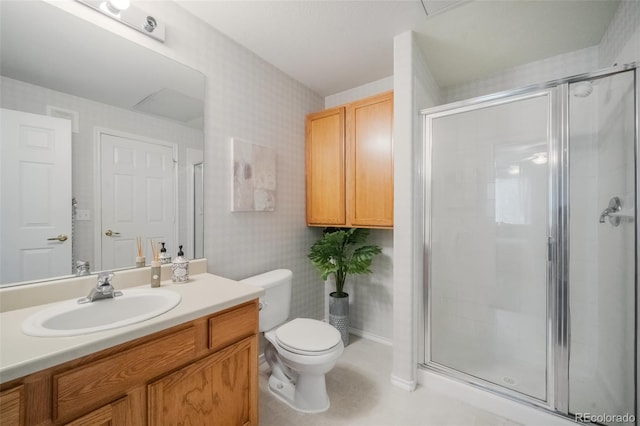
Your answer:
0,264 -> 263,425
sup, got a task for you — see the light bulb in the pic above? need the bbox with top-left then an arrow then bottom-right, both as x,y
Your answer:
108,0 -> 130,11
101,0 -> 130,15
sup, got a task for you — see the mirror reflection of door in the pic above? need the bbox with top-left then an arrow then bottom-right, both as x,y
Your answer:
193,162 -> 204,259
0,108 -> 72,283
99,131 -> 176,270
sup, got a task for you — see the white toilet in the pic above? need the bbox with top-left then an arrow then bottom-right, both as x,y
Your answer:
241,269 -> 344,413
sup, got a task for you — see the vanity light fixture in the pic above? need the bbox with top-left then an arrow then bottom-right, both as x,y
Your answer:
101,0 -> 130,16
76,0 -> 165,42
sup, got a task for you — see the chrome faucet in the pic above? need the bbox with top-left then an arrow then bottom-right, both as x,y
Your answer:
599,196 -> 622,226
78,271 -> 123,304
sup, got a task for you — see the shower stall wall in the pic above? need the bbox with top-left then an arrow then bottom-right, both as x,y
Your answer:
422,65 -> 637,424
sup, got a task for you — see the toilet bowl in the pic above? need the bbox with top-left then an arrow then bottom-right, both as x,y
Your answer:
264,318 -> 344,412
240,270 -> 344,413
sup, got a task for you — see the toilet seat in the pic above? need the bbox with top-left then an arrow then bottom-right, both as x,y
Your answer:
275,318 -> 341,356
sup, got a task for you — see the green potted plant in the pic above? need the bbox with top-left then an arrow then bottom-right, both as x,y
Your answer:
308,227 -> 382,346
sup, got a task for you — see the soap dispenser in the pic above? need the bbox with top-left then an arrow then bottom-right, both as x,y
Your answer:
172,245 -> 189,283
159,242 -> 172,264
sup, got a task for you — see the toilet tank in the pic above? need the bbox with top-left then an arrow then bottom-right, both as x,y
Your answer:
240,269 -> 292,332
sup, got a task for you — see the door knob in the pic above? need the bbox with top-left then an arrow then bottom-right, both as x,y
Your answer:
104,229 -> 121,237
47,234 -> 68,242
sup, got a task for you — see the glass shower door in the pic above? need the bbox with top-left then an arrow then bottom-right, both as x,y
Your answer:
568,70 -> 636,424
427,91 -> 552,401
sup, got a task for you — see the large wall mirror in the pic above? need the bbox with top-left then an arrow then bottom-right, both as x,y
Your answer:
0,1 -> 205,287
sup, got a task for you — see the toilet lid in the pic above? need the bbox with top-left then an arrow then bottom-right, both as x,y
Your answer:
275,318 -> 341,355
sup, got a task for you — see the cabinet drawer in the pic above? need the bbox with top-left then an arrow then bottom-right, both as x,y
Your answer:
54,326 -> 196,422
209,301 -> 258,352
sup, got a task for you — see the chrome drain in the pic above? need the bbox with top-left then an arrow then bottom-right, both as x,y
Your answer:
503,376 -> 517,385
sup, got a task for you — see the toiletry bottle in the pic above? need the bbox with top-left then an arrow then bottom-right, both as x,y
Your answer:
150,260 -> 161,287
172,245 -> 189,283
149,240 -> 161,287
159,242 -> 171,264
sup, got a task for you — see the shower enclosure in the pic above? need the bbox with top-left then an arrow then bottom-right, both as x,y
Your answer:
422,65 -> 637,423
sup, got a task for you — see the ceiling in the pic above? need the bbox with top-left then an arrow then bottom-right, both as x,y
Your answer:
178,0 -> 620,97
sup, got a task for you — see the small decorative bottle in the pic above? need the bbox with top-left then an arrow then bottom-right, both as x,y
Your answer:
172,245 -> 189,283
150,259 -> 161,288
159,242 -> 172,264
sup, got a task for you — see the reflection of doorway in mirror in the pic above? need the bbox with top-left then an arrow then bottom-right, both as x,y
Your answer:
186,148 -> 204,260
0,109 -> 72,284
193,163 -> 204,259
98,130 -> 177,271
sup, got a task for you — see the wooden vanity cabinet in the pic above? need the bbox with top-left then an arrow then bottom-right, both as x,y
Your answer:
305,91 -> 394,228
0,300 -> 259,426
0,385 -> 24,425
64,396 -> 129,426
148,337 -> 256,425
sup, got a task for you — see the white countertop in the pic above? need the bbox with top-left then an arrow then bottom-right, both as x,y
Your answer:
0,273 -> 264,383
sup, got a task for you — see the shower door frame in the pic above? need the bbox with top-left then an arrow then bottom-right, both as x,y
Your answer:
420,63 -> 639,420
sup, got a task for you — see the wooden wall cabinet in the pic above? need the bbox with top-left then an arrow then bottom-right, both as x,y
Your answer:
0,300 -> 259,426
306,91 -> 394,229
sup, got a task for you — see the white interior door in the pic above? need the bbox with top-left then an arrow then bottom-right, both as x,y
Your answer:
0,108 -> 72,284
100,132 -> 176,270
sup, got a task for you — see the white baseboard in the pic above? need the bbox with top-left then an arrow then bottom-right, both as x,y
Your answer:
349,327 -> 393,346
391,374 -> 417,391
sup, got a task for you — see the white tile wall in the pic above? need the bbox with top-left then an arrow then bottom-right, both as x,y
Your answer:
568,71 -> 636,416
47,1 -> 325,321
599,0 -> 640,67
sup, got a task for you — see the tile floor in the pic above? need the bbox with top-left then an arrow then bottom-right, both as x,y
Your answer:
258,336 -> 573,425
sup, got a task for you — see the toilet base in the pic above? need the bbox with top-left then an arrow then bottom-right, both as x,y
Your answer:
268,374 -> 330,413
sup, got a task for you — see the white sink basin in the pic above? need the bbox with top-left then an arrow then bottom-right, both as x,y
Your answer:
22,288 -> 181,337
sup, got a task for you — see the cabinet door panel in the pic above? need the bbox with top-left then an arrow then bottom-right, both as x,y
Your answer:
306,107 -> 346,225
64,396 -> 128,426
0,385 -> 24,426
148,336 -> 258,426
348,92 -> 394,227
